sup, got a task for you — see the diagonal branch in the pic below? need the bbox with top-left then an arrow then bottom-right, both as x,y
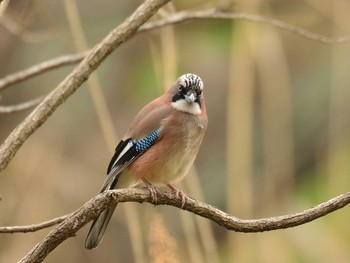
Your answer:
0,0 -> 172,174
18,188 -> 350,262
0,53 -> 87,92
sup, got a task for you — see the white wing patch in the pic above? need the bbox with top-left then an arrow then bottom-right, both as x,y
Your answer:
171,100 -> 201,115
114,140 -> 134,164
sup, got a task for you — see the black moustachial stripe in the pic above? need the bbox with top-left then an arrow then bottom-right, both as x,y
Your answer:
172,93 -> 185,102
195,97 -> 201,108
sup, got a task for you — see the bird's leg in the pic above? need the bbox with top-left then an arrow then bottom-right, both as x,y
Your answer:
142,179 -> 161,204
166,184 -> 188,209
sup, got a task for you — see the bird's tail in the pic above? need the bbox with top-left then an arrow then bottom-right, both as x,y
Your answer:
85,203 -> 117,249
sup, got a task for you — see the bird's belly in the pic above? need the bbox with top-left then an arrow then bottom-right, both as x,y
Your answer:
158,148 -> 197,184
129,136 -> 202,186
129,113 -> 206,186
148,132 -> 203,185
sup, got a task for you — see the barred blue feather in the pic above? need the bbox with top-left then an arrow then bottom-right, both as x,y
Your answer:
135,129 -> 161,152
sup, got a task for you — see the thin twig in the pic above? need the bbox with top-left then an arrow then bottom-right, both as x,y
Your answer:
0,96 -> 43,113
0,52 -> 87,92
0,214 -> 68,233
0,0 -> 171,174
18,188 -> 350,262
1,9 -> 349,92
140,9 -> 350,44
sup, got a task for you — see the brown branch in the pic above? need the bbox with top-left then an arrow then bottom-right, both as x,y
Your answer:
0,214 -> 68,233
18,188 -> 350,263
0,53 -> 87,92
0,96 -> 43,113
140,8 -> 350,44
1,9 -> 349,92
0,0 -> 171,174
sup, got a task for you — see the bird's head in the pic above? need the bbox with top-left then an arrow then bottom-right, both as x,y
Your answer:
170,73 -> 204,115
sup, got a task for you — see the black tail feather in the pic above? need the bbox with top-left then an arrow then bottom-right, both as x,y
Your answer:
85,204 -> 117,249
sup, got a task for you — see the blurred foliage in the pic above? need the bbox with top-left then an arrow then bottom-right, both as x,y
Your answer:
0,0 -> 350,262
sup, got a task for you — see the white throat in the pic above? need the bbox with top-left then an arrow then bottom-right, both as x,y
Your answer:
171,100 -> 201,115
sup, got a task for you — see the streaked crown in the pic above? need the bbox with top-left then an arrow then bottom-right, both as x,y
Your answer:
177,73 -> 204,93
171,73 -> 204,115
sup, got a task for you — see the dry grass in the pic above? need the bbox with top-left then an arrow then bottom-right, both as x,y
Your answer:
148,214 -> 180,263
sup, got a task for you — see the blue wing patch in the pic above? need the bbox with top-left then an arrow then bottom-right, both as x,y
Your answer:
135,129 -> 161,152
101,129 -> 161,191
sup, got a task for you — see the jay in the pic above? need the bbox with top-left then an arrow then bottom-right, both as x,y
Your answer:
85,73 -> 208,249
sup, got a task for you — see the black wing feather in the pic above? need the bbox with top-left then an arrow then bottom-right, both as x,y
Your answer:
86,129 -> 161,249
103,129 -> 161,191
107,139 -> 130,174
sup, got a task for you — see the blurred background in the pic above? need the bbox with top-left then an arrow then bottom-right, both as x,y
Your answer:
0,0 -> 350,262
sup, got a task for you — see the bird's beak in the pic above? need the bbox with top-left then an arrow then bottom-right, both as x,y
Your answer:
185,92 -> 196,103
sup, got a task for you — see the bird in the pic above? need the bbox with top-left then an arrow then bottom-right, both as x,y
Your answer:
85,73 -> 208,249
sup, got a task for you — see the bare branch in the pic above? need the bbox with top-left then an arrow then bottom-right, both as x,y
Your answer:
0,214 -> 68,234
0,96 -> 43,114
140,8 -> 350,44
1,9 -> 349,93
0,53 -> 87,92
0,0 -> 171,174
18,188 -> 350,263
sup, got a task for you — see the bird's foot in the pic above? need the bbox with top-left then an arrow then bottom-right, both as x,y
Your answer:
143,179 -> 161,204
166,184 -> 188,209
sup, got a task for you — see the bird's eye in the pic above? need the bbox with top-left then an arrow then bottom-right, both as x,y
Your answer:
178,85 -> 184,92
197,89 -> 202,96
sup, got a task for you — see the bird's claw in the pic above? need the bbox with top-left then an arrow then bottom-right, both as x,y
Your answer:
143,179 -> 161,205
167,184 -> 188,209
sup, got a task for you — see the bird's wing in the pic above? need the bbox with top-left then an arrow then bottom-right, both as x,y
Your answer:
124,98 -> 172,139
100,101 -> 172,192
86,130 -> 162,250
100,129 -> 161,192
86,131 -> 161,250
